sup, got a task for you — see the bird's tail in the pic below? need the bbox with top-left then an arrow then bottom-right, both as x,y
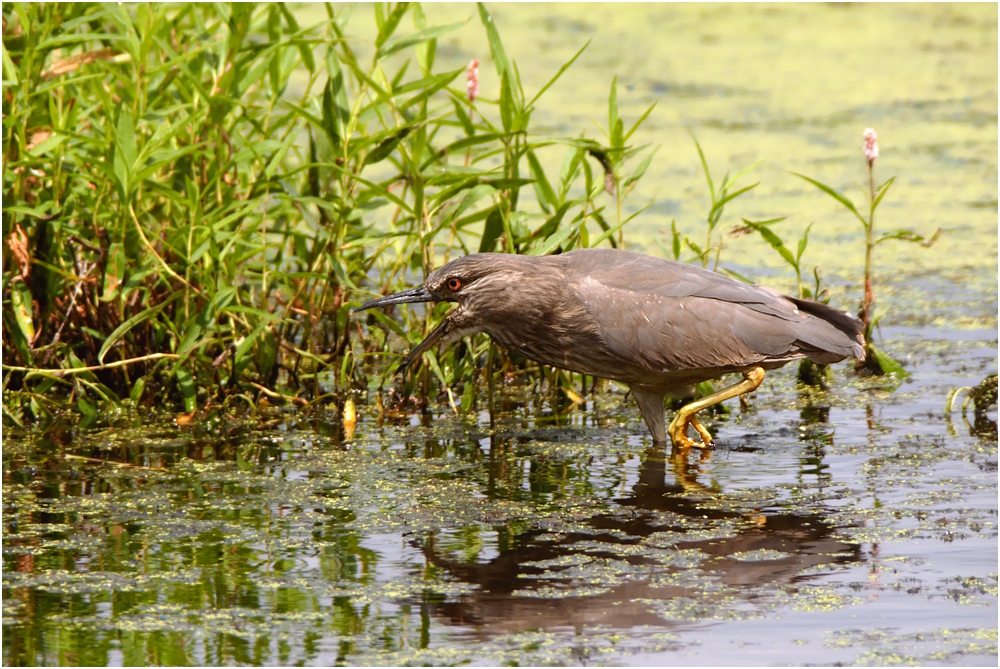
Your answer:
789,297 -> 866,362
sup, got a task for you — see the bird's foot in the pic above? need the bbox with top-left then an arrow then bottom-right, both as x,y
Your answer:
689,416 -> 717,448
668,414 -> 716,449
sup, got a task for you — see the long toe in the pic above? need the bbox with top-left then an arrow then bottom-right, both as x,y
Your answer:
689,416 -> 717,449
667,416 -> 701,449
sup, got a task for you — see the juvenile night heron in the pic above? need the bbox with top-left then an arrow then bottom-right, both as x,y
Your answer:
358,249 -> 865,448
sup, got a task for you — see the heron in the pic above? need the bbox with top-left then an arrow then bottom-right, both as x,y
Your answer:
358,248 -> 865,448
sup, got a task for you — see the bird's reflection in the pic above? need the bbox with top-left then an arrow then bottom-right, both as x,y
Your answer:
411,442 -> 862,635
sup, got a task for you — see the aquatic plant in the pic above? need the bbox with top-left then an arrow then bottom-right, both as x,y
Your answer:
793,128 -> 939,376
0,2 -> 656,427
673,134 -> 761,275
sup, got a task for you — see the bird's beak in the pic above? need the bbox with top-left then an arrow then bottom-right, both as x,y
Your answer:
357,286 -> 448,375
357,286 -> 435,311
396,317 -> 452,375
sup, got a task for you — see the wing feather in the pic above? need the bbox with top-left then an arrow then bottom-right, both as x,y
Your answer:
564,249 -> 863,375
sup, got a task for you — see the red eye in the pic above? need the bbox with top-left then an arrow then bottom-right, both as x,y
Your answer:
446,277 -> 463,292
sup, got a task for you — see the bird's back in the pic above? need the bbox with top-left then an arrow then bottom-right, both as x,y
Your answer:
547,248 -> 864,388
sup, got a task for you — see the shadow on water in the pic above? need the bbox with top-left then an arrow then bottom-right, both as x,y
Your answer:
413,443 -> 863,636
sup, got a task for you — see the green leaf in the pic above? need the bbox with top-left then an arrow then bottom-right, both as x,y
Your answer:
797,222 -> 813,262
3,204 -> 60,219
424,350 -> 450,388
558,146 -> 583,201
448,184 -> 497,221
130,376 -> 146,404
684,236 -> 706,260
740,218 -> 796,269
99,290 -> 183,364
375,2 -> 412,49
449,205 -> 496,233
623,145 -> 658,190
499,70 -> 514,133
725,159 -> 764,191
526,149 -> 558,212
590,204 -> 650,248
102,242 -> 126,302
377,20 -> 467,60
759,227 -> 796,269
363,125 -> 416,167
322,62 -> 351,150
264,129 -> 297,180
175,367 -> 197,412
324,162 -> 414,215
399,66 -> 463,111
443,132 -> 507,153
114,111 -> 137,196
875,229 -> 941,246
477,2 -> 511,80
26,132 -> 66,157
691,133 -> 714,200
453,99 -> 475,135
624,101 -> 658,142
870,305 -> 889,329
528,219 -> 583,256
791,172 -> 868,227
173,288 -> 236,365
871,175 -> 896,210
712,182 -> 758,213
9,279 -> 34,348
364,309 -> 409,339
77,394 -> 98,420
671,220 -> 682,260
608,75 -> 620,147
527,40 -> 590,109
278,4 -> 315,72
2,41 -> 19,85
36,33 -> 127,51
479,208 -> 504,253
869,343 -> 911,379
528,202 -> 574,242
717,267 -> 754,284
235,316 -> 279,366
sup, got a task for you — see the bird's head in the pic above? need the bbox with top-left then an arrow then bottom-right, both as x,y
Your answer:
357,254 -> 530,313
357,254 -> 538,373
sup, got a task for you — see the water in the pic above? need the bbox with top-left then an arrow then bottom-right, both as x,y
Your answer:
3,329 -> 996,665
3,3 -> 997,666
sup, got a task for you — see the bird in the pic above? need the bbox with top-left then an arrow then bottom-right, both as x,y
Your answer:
358,248 -> 865,448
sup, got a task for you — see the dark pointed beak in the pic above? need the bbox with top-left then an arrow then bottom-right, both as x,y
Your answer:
357,286 -> 451,375
396,317 -> 452,375
357,286 -> 435,311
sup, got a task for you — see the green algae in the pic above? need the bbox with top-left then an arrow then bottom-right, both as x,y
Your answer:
827,627 -> 1000,666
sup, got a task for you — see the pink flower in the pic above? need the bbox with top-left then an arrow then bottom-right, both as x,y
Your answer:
863,128 -> 879,166
466,59 -> 480,103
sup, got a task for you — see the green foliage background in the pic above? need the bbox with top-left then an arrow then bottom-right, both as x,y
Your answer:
2,2 -> 658,425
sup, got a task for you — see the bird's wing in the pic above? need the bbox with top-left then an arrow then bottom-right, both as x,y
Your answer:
565,249 -> 803,320
565,250 -> 860,372
570,273 -> 785,372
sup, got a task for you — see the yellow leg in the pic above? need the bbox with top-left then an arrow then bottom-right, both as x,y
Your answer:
668,367 -> 765,448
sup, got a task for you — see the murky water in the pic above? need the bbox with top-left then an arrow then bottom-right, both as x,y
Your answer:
3,3 -> 997,667
2,327 -> 996,665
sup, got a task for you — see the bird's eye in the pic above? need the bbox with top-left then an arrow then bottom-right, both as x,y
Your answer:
446,277 -> 463,292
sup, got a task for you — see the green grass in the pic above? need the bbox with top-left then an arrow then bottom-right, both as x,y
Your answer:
2,2 -> 658,426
